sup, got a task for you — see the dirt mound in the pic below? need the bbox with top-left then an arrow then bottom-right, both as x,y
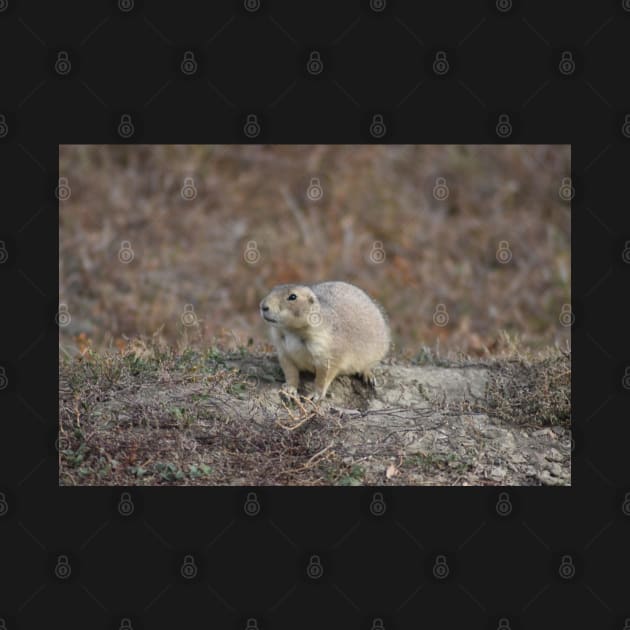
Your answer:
59,347 -> 570,486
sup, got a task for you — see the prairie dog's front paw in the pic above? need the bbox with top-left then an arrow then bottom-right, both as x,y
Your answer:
279,383 -> 298,399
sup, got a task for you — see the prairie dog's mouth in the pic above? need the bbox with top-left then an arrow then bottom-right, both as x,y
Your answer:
262,314 -> 277,323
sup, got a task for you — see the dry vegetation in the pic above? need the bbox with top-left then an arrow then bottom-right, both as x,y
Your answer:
59,145 -> 570,354
58,145 -> 571,486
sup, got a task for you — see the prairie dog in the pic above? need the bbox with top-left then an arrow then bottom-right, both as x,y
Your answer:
259,281 -> 390,401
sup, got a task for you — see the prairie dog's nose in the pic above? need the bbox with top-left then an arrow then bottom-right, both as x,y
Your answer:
260,301 -> 269,312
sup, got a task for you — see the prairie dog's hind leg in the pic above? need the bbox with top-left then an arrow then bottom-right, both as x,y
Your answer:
358,369 -> 376,389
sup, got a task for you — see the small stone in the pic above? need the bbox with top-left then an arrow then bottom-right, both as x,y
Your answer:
532,428 -> 553,438
545,448 -> 564,462
489,466 -> 507,480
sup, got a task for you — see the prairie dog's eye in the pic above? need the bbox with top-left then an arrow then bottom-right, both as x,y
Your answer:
287,293 -> 298,301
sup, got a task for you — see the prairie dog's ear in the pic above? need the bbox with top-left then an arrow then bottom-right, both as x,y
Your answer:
308,295 -> 314,304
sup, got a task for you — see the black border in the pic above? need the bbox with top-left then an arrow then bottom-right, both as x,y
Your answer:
2,1 -> 629,628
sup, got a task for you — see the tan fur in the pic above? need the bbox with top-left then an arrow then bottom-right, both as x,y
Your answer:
259,281 -> 390,401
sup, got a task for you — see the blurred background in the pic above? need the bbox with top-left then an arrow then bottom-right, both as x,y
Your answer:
59,144 -> 570,356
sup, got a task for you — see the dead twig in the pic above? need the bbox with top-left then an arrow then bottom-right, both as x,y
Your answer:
282,441 -> 335,474
276,393 -> 319,430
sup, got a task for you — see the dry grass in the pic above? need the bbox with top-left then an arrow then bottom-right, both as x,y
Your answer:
411,333 -> 571,427
59,145 -> 570,355
59,342 -> 345,486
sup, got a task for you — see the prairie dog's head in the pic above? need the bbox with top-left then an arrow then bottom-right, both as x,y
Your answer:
259,284 -> 319,330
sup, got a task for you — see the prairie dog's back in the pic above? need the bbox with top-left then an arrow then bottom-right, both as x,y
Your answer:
311,281 -> 390,366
